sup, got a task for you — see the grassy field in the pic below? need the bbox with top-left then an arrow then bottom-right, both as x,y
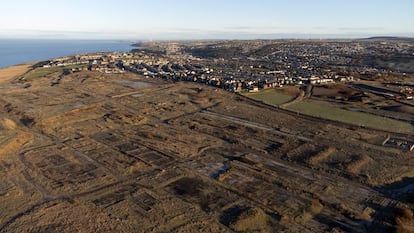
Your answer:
24,64 -> 87,80
243,89 -> 294,106
287,100 -> 414,134
24,67 -> 61,80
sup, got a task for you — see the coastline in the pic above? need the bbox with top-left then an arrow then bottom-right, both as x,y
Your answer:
0,39 -> 134,69
0,60 -> 40,69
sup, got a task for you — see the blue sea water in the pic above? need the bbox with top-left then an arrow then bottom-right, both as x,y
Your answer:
0,39 -> 134,68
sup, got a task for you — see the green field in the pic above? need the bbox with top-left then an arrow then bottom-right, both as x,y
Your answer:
287,100 -> 414,133
243,89 -> 294,106
24,64 -> 87,80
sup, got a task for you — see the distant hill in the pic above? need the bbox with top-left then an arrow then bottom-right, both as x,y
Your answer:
358,36 -> 414,42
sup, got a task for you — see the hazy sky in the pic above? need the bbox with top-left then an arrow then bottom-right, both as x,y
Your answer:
0,0 -> 413,40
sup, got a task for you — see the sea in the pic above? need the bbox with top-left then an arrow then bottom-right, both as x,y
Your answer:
0,39 -> 134,69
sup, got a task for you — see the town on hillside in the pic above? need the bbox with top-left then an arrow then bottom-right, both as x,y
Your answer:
41,39 -> 414,100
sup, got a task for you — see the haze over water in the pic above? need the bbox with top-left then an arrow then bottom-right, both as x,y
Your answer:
0,39 -> 133,68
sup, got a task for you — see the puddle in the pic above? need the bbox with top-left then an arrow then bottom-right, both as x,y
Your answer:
116,80 -> 152,89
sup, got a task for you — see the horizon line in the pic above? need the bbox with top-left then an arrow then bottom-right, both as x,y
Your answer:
0,35 -> 413,42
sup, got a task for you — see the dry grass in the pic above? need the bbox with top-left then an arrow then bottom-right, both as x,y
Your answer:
310,199 -> 324,214
3,118 -> 17,130
0,63 -> 33,83
5,201 -> 126,233
395,207 -> 414,233
0,118 -> 33,158
0,68 -> 412,232
229,207 -> 270,232
346,155 -> 373,174
308,147 -> 336,165
358,207 -> 375,221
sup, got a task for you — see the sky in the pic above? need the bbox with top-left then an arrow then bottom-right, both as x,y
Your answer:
0,0 -> 413,40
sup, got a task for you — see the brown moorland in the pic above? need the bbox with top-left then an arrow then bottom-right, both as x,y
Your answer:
0,67 -> 413,233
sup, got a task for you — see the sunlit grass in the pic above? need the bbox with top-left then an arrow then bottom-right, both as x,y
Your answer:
287,100 -> 414,133
243,89 -> 294,106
